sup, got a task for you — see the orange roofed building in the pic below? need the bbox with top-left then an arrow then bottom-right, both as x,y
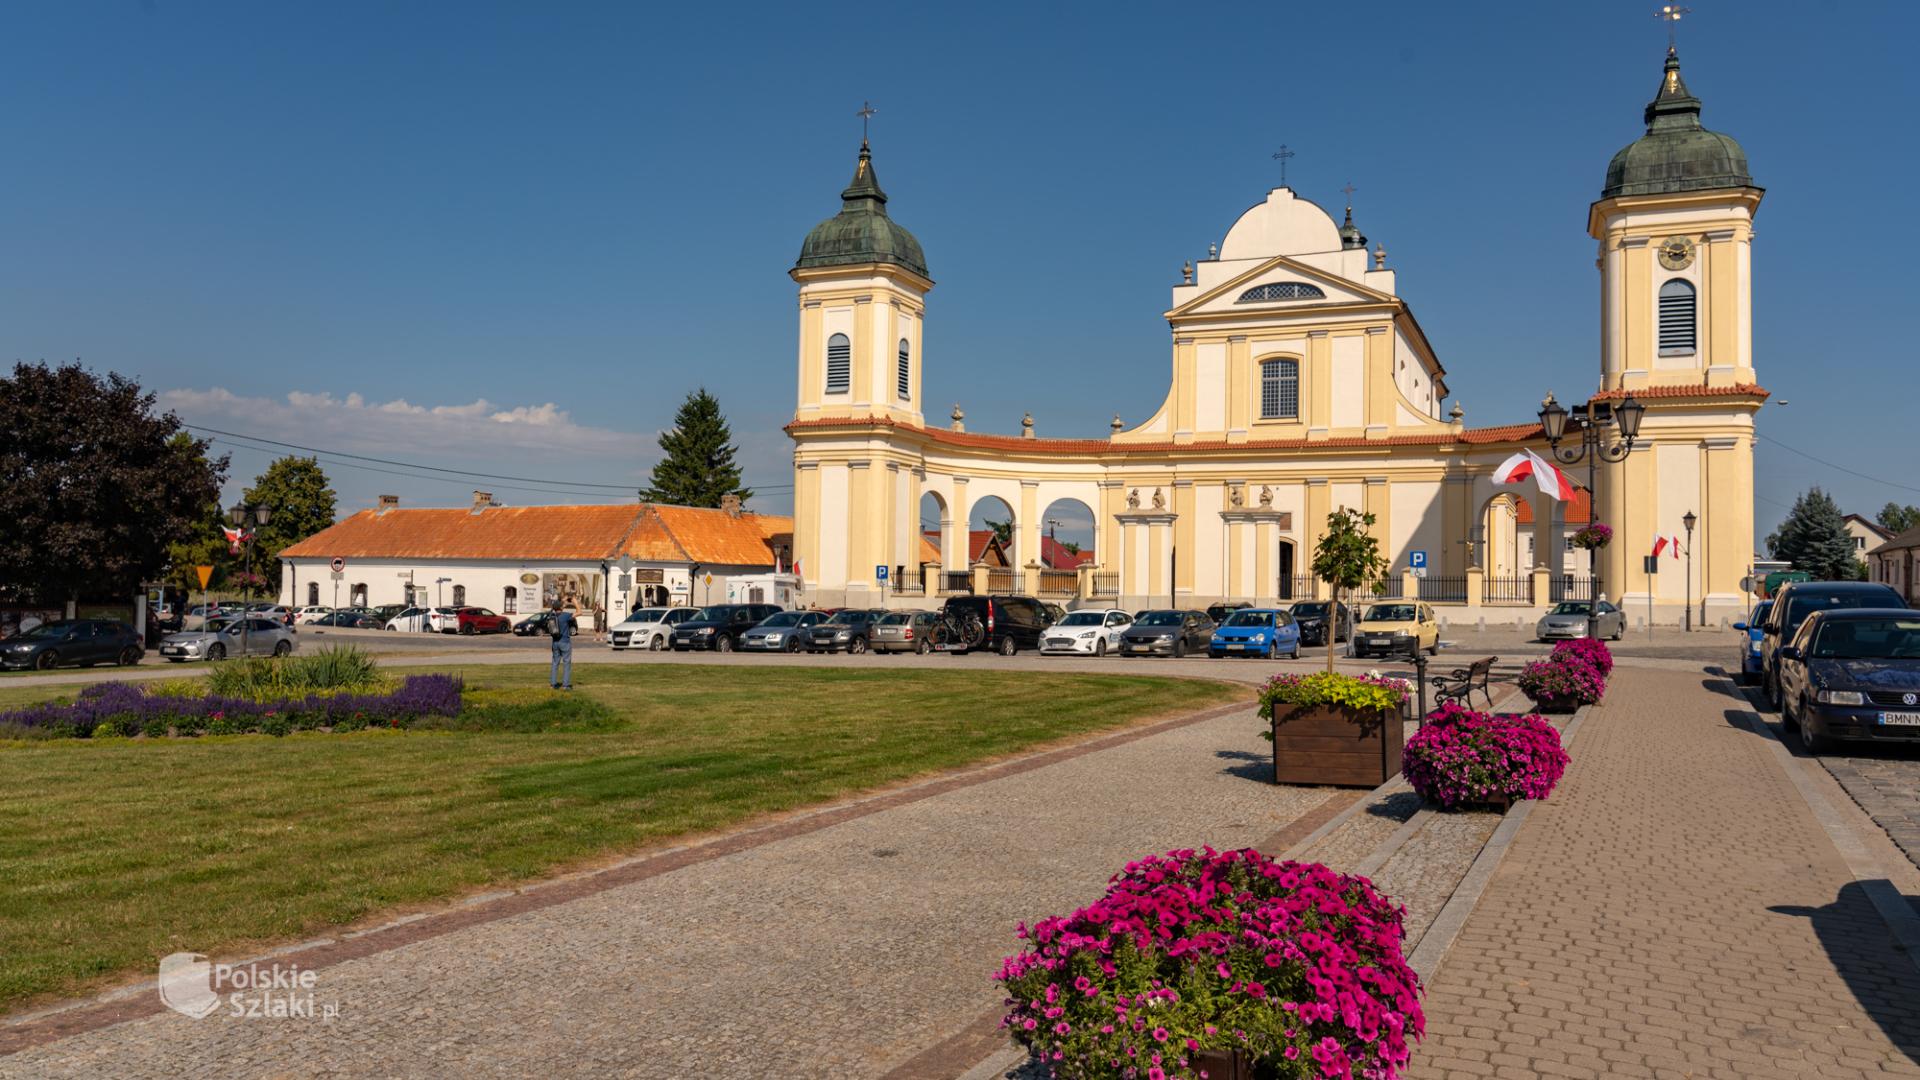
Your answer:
277,492 -> 791,618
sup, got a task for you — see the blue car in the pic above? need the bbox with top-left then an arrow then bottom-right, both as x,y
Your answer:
1731,600 -> 1771,685
1209,608 -> 1300,659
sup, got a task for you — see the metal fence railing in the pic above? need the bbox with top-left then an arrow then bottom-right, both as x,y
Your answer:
1278,575 -> 1316,601
987,568 -> 1018,593
1358,576 -> 1405,600
890,565 -> 922,594
1417,575 -> 1468,603
1549,575 -> 1595,602
1038,569 -> 1077,596
1092,571 -> 1119,598
1484,575 -> 1533,605
942,570 -> 973,595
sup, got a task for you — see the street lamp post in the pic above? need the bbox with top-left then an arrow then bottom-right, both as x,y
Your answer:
227,502 -> 273,659
1682,509 -> 1697,632
1537,391 -> 1645,639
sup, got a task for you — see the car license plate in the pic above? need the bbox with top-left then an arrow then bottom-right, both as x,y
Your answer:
1879,712 -> 1920,726
1225,643 -> 1243,651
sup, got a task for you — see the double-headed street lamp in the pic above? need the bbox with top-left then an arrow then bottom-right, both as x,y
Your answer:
229,502 -> 272,657
1538,391 -> 1646,640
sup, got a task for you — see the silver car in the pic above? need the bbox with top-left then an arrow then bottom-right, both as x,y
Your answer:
870,610 -> 939,654
158,615 -> 300,662
1536,600 -> 1625,642
740,610 -> 827,652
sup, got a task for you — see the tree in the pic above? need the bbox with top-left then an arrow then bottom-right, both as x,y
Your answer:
242,456 -> 338,592
165,434 -> 240,593
1311,508 -> 1387,673
1877,502 -> 1920,536
1767,487 -> 1858,580
0,362 -> 226,605
984,518 -> 1014,546
641,389 -> 751,508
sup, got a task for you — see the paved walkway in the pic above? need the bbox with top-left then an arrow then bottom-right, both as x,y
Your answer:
1411,667 -> 1920,1078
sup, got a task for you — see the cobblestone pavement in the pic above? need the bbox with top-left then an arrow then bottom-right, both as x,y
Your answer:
1819,751 -> 1920,873
1411,667 -> 1920,1079
0,706 -> 1330,1079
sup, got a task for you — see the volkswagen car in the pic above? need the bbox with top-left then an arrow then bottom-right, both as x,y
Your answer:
609,607 -> 699,650
803,608 -> 887,654
1209,608 -> 1301,659
1775,608 -> 1920,754
871,610 -> 941,654
740,609 -> 827,652
1040,609 -> 1133,656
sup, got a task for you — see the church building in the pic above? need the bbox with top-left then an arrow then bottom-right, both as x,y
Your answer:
786,46 -> 1765,625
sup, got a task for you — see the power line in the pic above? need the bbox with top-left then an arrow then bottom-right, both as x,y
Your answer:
207,438 -> 641,502
1756,433 -> 1920,497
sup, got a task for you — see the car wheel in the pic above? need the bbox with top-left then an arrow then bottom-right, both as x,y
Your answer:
786,637 -> 803,653
716,635 -> 734,653
915,637 -> 929,655
208,644 -> 226,662
850,637 -> 868,655
998,635 -> 1016,657
273,640 -> 292,657
650,635 -> 665,652
1094,638 -> 1107,657
34,650 -> 57,671
1288,645 -> 1300,660
117,646 -> 142,667
1798,703 -> 1833,754
1172,639 -> 1187,659
459,623 -> 474,635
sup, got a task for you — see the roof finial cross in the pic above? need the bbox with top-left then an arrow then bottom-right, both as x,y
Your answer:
1340,181 -> 1357,209
857,101 -> 877,144
1272,145 -> 1295,187
1654,3 -> 1691,48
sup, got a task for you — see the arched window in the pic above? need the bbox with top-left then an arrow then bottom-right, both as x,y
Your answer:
350,583 -> 367,607
503,586 -> 518,615
896,338 -> 911,400
1237,282 -> 1326,303
452,584 -> 466,607
1658,279 -> 1696,354
825,333 -> 851,393
307,582 -> 319,606
1260,358 -> 1300,420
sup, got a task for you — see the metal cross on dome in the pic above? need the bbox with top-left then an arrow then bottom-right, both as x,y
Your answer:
1655,3 -> 1691,47
1272,145 -> 1295,186
1341,181 -> 1357,207
857,101 -> 877,141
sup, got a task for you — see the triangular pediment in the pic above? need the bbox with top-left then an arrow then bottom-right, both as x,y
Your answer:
1167,254 -> 1397,321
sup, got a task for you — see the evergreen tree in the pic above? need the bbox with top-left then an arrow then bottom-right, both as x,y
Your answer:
642,389 -> 751,508
1877,502 -> 1920,536
1766,487 -> 1858,580
241,456 -> 338,591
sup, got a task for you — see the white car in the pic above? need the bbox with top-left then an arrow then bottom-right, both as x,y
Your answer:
292,606 -> 335,625
426,607 -> 463,633
384,606 -> 441,632
609,607 -> 699,650
1040,608 -> 1134,656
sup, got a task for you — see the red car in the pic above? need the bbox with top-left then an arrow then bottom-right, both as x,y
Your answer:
452,607 -> 512,635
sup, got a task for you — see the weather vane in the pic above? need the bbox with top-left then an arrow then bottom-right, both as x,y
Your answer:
857,101 -> 877,143
1654,4 -> 1691,47
1272,145 -> 1295,187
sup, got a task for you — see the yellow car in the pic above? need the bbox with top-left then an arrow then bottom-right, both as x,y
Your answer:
1352,602 -> 1440,659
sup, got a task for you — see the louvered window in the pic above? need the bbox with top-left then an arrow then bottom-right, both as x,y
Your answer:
896,339 -> 911,400
826,333 -> 851,393
1237,282 -> 1326,303
1658,279 -> 1696,354
1260,358 -> 1299,420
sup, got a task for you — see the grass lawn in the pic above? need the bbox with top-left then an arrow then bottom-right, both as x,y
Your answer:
0,663 -> 1242,1012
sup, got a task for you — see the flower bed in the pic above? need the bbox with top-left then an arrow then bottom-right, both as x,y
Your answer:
0,675 -> 462,738
1550,638 -> 1612,680
1517,638 -> 1611,712
1402,703 -> 1570,810
1256,671 -> 1410,735
997,847 -> 1423,1079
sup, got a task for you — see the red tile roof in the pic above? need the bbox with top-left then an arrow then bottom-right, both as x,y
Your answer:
281,503 -> 791,566
1589,382 -> 1770,401
1042,535 -> 1094,569
1513,487 -> 1591,526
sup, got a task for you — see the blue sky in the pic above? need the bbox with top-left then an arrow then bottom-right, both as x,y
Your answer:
5,1 -> 1916,549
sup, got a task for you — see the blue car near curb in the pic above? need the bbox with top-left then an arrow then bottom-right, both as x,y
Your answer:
1731,600 -> 1771,685
1209,608 -> 1301,659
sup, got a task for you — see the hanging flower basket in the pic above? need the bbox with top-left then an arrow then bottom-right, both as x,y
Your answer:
1570,522 -> 1614,550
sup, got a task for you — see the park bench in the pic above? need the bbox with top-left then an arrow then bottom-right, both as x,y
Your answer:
1432,656 -> 1499,710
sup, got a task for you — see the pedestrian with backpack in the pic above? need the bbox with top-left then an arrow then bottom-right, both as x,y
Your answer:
548,600 -> 576,691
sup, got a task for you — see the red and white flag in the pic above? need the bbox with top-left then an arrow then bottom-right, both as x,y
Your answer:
221,526 -> 253,555
1491,450 -> 1574,502
1651,535 -> 1683,559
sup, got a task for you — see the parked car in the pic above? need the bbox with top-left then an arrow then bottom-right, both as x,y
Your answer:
451,607 -> 512,635
314,610 -> 383,629
1040,608 -> 1134,656
671,604 -> 784,652
1353,602 -> 1440,659
1774,608 -> 1920,753
1731,600 -> 1773,685
609,607 -> 699,650
373,604 -> 409,624
1760,581 -> 1906,709
1120,610 -> 1215,658
1039,602 -> 1066,627
1210,608 -> 1301,659
1535,600 -> 1624,642
157,616 -> 298,662
0,620 -> 145,670
426,607 -> 466,633
871,610 -> 940,654
1287,601 -> 1351,647
740,610 -> 828,652
292,606 -> 335,625
384,607 -> 435,632
804,608 -> 888,654
938,595 -> 1052,656
247,603 -> 295,625
1205,601 -> 1253,625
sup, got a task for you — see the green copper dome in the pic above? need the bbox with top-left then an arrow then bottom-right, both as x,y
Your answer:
796,142 -> 929,279
1601,47 -> 1753,199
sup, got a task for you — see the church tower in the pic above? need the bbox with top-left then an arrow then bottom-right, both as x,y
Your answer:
1590,46 -> 1767,625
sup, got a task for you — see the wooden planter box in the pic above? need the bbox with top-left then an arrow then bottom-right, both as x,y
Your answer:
1268,703 -> 1403,787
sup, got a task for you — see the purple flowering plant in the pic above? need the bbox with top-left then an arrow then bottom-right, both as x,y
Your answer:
0,675 -> 462,739
1515,655 -> 1605,711
1550,638 -> 1613,680
1569,522 -> 1613,550
1402,703 -> 1570,810
996,847 -> 1424,1079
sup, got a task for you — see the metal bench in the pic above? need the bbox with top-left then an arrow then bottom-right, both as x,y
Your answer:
1432,656 -> 1499,710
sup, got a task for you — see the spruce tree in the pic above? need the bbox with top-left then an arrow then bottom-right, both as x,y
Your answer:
1766,487 -> 1858,580
642,389 -> 751,509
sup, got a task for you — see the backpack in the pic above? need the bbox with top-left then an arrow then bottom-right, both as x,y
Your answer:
549,612 -> 567,640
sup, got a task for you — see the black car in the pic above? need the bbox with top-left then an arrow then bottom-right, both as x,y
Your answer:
1775,608 -> 1920,754
1119,610 -> 1215,658
1205,602 -> 1252,625
0,620 -> 145,671
513,611 -> 560,637
670,604 -> 785,652
1759,581 -> 1904,708
1287,600 -> 1351,647
938,595 -> 1051,656
802,608 -> 888,653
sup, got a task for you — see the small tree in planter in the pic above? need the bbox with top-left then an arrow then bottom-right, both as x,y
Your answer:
1311,508 -> 1387,673
1403,702 -> 1570,810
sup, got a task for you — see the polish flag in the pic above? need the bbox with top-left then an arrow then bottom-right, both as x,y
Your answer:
1491,450 -> 1574,502
1651,535 -> 1683,559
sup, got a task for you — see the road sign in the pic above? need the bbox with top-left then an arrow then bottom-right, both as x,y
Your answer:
1409,550 -> 1428,570
875,565 -> 889,581
330,557 -> 346,574
704,574 -> 713,586
1411,567 -> 1428,579
194,565 -> 214,589
331,571 -> 344,581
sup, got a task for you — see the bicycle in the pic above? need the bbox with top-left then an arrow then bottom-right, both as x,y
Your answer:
927,609 -> 986,653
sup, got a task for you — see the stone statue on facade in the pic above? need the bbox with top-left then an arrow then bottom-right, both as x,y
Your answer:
1229,485 -> 1244,508
1258,485 -> 1273,508
1151,487 -> 1166,510
1127,488 -> 1140,509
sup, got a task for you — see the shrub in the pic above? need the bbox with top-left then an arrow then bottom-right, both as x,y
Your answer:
998,847 -> 1423,1079
1550,638 -> 1612,680
0,674 -> 462,739
204,646 -> 383,699
1403,703 -> 1570,809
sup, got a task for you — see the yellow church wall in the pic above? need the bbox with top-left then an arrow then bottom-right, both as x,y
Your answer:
1307,332 -> 1331,436
1227,336 -> 1250,437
